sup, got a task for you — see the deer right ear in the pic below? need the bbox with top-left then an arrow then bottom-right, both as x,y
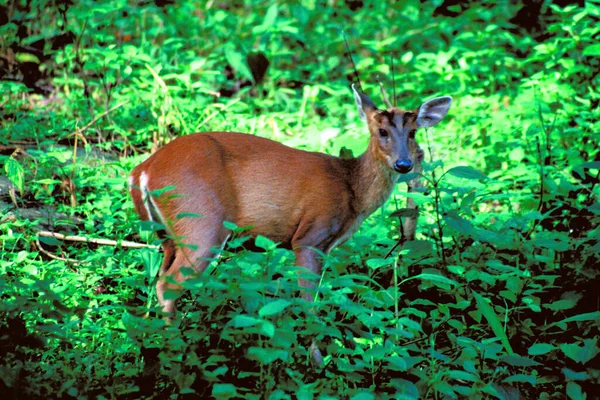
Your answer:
416,96 -> 452,128
352,84 -> 377,122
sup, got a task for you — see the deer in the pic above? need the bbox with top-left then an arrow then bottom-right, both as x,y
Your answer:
128,84 -> 452,363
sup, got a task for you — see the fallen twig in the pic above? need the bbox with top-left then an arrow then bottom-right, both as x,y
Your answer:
36,237 -> 86,267
37,230 -> 159,249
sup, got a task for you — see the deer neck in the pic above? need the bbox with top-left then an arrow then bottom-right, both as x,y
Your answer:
351,143 -> 398,217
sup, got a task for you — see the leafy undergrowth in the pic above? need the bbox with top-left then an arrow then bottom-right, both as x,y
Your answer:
1,0 -> 599,399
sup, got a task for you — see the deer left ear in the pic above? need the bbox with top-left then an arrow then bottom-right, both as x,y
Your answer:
416,96 -> 452,128
352,84 -> 377,122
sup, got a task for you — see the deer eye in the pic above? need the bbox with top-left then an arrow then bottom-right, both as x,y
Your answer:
378,128 -> 388,137
408,130 -> 416,139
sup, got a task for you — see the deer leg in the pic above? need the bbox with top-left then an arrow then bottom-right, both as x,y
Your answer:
157,218 -> 229,316
403,148 -> 425,241
294,246 -> 324,365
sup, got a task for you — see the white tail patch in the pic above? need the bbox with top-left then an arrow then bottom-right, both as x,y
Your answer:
140,171 -> 167,225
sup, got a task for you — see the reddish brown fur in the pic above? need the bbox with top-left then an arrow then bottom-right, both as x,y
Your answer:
129,132 -> 397,306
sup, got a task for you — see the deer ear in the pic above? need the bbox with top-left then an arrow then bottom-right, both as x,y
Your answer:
416,96 -> 452,128
352,84 -> 377,122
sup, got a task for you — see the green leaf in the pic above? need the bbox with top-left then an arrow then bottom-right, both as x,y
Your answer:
579,161 -> 600,169
255,235 -> 277,251
264,4 -> 278,26
533,238 -> 570,251
403,240 -> 433,257
547,311 -> 600,328
400,272 -> 459,287
212,383 -> 237,398
260,321 -> 275,338
225,44 -> 254,83
350,392 -> 374,400
388,356 -> 408,371
390,379 -> 419,400
583,43 -> 600,57
566,382 -> 586,400
509,147 -> 525,162
444,213 -> 474,235
175,212 -> 203,220
390,208 -> 419,218
560,339 -> 599,365
528,343 -> 555,356
5,157 -> 25,195
446,166 -> 488,180
472,291 -> 513,354
38,235 -> 63,246
545,299 -> 577,311
447,370 -> 479,382
396,172 -> 419,183
500,354 -> 541,367
401,52 -> 414,64
365,257 -> 394,269
15,52 -> 40,64
230,315 -> 262,328
248,346 -> 288,364
258,299 -> 292,317
502,374 -> 536,385
563,368 -> 589,381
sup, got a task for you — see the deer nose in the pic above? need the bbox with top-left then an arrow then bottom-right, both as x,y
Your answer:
394,160 -> 413,173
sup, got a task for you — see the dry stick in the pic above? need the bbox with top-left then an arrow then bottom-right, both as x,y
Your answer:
36,238 -> 86,266
38,231 -> 159,249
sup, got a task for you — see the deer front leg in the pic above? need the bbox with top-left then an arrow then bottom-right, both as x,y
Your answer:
403,147 -> 425,241
294,246 -> 324,365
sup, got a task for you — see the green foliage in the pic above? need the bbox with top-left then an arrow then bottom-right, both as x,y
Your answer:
1,0 -> 599,398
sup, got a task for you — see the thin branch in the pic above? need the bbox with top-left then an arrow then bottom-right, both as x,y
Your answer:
342,30 -> 362,91
377,78 -> 393,109
69,100 -> 130,138
37,231 -> 159,249
390,52 -> 396,107
36,238 -> 87,266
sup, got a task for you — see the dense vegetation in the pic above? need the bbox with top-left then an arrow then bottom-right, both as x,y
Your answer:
1,0 -> 599,398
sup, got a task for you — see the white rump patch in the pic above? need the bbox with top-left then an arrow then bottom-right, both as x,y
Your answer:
139,171 -> 167,225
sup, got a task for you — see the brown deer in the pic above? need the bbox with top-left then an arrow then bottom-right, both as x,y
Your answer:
128,85 -> 452,361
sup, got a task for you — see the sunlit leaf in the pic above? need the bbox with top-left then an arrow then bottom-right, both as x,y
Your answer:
258,299 -> 292,317
583,44 -> 600,56
230,315 -> 262,328
5,158 -> 24,195
447,166 -> 488,180
255,235 -> 277,251
225,44 -> 254,83
396,172 -> 420,183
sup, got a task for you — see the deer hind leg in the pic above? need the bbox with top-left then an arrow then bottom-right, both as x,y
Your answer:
293,243 -> 326,365
403,147 -> 425,241
156,216 -> 230,316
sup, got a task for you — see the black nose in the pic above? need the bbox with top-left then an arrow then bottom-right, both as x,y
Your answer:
394,160 -> 413,173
